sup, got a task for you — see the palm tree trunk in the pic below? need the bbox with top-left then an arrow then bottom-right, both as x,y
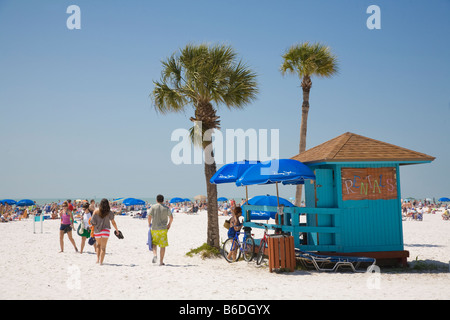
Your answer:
295,75 -> 312,207
192,100 -> 220,249
204,155 -> 219,248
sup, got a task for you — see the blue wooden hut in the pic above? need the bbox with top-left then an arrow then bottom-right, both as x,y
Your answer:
243,132 -> 435,266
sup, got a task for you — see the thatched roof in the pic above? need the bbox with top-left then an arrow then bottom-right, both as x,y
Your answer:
291,132 -> 435,164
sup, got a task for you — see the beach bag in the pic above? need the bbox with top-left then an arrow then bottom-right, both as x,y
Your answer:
80,216 -> 85,230
147,227 -> 152,250
223,219 -> 230,229
76,224 -> 84,236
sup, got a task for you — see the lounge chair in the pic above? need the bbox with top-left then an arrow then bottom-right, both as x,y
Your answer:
295,250 -> 376,272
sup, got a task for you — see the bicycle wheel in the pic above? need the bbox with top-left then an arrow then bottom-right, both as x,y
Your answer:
243,236 -> 255,262
256,239 -> 266,265
223,238 -> 241,263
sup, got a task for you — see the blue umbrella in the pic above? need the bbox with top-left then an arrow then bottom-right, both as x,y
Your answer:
210,160 -> 260,184
122,198 -> 145,206
236,159 -> 315,207
236,159 -> 315,186
439,197 -> 450,202
217,197 -> 228,202
0,199 -> 17,205
244,195 -> 294,220
183,198 -> 191,202
247,194 -> 294,207
210,160 -> 260,201
16,199 -> 34,207
170,197 -> 185,203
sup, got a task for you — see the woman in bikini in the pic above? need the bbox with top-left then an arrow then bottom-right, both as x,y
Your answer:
59,201 -> 79,253
91,199 -> 119,265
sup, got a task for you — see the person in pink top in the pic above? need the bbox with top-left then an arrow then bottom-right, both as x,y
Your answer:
59,201 -> 78,253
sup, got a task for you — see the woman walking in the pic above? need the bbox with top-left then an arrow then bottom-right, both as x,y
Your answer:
91,198 -> 119,265
59,201 -> 79,253
78,202 -> 94,254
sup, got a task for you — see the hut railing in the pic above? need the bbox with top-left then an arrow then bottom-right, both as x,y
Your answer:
242,205 -> 342,252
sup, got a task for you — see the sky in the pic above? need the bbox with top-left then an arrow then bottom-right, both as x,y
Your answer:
0,0 -> 449,201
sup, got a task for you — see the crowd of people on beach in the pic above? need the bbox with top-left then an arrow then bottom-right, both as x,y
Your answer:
2,196 -> 449,268
2,197 -> 450,223
0,198 -> 205,222
0,196 -> 194,266
401,199 -> 450,221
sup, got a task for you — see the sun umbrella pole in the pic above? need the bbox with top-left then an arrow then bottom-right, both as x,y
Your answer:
276,182 -> 281,225
276,182 -> 280,206
244,186 -> 250,222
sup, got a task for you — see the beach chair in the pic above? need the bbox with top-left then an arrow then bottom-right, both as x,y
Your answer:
295,250 -> 376,272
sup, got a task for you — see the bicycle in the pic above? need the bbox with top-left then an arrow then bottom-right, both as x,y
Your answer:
222,229 -> 255,263
255,223 -> 270,265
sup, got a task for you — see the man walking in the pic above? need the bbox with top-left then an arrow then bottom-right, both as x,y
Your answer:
148,194 -> 173,266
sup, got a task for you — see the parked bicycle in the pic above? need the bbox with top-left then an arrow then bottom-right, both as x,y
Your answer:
223,230 -> 255,263
255,223 -> 270,265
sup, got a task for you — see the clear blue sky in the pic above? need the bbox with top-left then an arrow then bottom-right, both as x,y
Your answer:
0,0 -> 449,200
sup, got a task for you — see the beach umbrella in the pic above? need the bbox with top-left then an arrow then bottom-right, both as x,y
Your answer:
210,160 -> 260,184
113,197 -> 124,202
236,159 -> 315,207
0,199 -> 16,205
438,197 -> 450,202
210,160 -> 260,201
16,199 -> 34,207
183,198 -> 191,202
217,197 -> 228,202
194,195 -> 207,201
122,198 -> 145,206
236,159 -> 315,186
246,194 -> 294,207
245,194 -> 294,220
170,197 -> 185,203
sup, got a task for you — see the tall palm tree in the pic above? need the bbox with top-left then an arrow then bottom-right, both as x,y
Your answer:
151,43 -> 258,248
280,42 -> 338,207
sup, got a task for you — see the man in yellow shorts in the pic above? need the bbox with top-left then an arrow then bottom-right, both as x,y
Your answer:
148,194 -> 173,266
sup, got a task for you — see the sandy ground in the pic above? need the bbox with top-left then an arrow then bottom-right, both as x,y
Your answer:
0,210 -> 449,300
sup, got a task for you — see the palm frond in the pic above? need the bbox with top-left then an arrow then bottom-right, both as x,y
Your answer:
151,43 -> 259,119
220,60 -> 259,109
151,81 -> 188,114
280,42 -> 338,79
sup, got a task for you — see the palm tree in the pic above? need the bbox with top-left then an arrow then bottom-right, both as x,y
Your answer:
151,43 -> 258,248
280,42 -> 338,206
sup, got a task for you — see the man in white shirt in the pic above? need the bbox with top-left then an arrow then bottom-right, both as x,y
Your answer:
148,194 -> 173,266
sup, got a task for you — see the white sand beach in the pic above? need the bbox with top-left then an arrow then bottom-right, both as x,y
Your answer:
0,211 -> 449,300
